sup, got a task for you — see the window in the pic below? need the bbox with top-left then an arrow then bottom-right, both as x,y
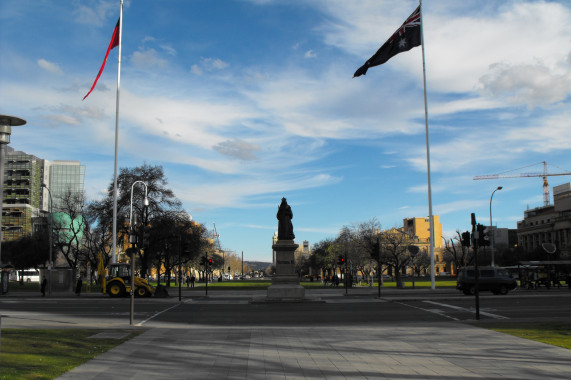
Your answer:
480,270 -> 494,277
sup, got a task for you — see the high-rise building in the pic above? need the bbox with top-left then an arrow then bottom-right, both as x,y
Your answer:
1,147 -> 85,243
45,160 -> 86,210
2,147 -> 46,241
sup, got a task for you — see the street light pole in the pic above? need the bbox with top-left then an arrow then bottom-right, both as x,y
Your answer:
41,184 -> 53,296
489,186 -> 502,267
129,181 -> 149,326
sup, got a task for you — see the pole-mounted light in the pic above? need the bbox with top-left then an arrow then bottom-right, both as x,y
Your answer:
490,186 -> 503,267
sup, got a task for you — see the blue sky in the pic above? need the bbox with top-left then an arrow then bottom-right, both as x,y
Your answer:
1,0 -> 571,262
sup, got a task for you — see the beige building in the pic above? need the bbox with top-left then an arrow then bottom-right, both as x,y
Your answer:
402,216 -> 449,274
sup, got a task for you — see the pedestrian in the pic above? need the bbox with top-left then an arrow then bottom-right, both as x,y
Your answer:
75,278 -> 82,296
190,275 -> 195,288
41,276 -> 47,296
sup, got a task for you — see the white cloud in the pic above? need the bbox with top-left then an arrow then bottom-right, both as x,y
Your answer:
37,59 -> 63,75
304,50 -> 317,58
191,57 -> 229,75
130,48 -> 169,69
73,1 -> 117,26
479,62 -> 571,108
213,138 -> 261,161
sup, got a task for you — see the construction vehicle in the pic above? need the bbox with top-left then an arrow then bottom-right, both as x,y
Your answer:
106,262 -> 154,297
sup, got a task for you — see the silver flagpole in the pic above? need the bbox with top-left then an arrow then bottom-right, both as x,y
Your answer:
111,0 -> 123,264
419,0 -> 435,289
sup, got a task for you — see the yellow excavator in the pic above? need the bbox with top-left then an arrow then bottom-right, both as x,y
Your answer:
106,262 -> 154,297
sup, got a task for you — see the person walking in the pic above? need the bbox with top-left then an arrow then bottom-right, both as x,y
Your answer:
190,275 -> 196,288
41,276 -> 47,296
75,278 -> 82,296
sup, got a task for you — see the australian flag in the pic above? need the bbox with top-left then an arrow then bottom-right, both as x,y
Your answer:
353,6 -> 421,77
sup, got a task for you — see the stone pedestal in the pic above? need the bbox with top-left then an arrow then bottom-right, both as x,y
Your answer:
267,240 -> 305,300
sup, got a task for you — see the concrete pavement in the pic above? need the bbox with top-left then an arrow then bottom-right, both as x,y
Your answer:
47,288 -> 571,379
57,322 -> 571,379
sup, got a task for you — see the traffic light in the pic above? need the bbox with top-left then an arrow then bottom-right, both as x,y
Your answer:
125,247 -> 137,257
461,231 -> 471,247
208,258 -> 213,265
200,256 -> 207,266
338,255 -> 345,265
477,224 -> 490,247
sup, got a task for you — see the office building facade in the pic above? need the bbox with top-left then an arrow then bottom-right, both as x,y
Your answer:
2,147 -> 85,243
517,183 -> 571,257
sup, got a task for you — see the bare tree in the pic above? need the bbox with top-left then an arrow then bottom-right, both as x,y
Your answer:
350,218 -> 382,285
51,188 -> 87,274
381,227 -> 411,288
443,231 -> 474,272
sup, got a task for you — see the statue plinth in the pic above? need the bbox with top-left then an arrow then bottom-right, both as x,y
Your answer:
267,239 -> 305,299
250,197 -> 323,303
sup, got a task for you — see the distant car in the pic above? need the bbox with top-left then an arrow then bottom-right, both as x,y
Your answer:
456,266 -> 517,295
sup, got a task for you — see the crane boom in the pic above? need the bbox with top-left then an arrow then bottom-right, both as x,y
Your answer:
474,162 -> 571,207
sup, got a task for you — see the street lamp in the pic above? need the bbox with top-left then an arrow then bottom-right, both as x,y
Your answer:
41,184 -> 53,296
490,186 -> 502,267
129,180 -> 149,326
0,115 -> 26,267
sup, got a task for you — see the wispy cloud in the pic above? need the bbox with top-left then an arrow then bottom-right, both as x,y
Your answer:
37,59 -> 63,75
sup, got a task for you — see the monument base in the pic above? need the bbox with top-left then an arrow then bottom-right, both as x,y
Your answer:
267,283 -> 305,299
249,239 -> 323,303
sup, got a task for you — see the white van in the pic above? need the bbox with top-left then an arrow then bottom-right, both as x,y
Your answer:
16,268 -> 40,283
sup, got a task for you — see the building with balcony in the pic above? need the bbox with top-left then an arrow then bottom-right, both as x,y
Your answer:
2,148 -> 45,241
2,147 -> 85,244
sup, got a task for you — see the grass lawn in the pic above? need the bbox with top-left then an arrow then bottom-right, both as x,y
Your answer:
184,279 -> 458,290
0,329 -> 143,380
480,322 -> 571,350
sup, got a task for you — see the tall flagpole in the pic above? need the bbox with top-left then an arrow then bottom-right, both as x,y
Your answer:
419,0 -> 435,289
111,0 -> 123,264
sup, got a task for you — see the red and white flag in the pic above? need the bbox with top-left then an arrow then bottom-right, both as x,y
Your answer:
83,18 -> 120,100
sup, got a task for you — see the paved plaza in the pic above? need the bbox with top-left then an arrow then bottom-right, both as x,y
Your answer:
48,288 -> 571,380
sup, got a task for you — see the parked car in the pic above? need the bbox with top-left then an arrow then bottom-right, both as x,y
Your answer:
456,266 -> 517,295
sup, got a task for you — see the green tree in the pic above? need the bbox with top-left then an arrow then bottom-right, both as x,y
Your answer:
3,233 -> 50,277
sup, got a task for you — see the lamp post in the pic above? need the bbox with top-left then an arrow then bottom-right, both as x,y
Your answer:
489,186 -> 502,267
41,184 -> 53,296
0,115 -> 26,267
129,181 -> 149,326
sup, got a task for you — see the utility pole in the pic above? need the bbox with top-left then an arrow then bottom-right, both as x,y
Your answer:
471,213 -> 480,320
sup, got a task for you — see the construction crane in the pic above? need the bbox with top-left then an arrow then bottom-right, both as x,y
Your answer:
474,161 -> 571,207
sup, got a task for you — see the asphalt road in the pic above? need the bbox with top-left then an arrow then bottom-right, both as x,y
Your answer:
1,288 -> 570,329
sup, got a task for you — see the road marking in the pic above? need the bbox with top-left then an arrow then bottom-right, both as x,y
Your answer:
423,300 -> 509,319
395,301 -> 459,321
137,303 -> 181,326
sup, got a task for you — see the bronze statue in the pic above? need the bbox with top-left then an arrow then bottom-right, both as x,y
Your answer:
276,197 -> 295,240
